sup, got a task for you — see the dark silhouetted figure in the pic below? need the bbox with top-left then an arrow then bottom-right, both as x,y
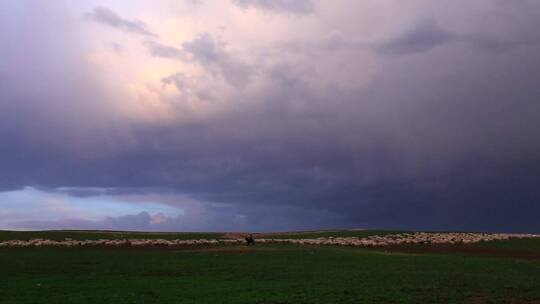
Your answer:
245,234 -> 255,246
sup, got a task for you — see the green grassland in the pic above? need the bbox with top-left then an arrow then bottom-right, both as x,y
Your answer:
1,231 -> 539,304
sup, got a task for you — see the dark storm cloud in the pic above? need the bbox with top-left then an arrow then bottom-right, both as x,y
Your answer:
232,0 -> 315,15
0,2 -> 132,189
23,44 -> 540,231
85,6 -> 158,37
2,1 -> 540,232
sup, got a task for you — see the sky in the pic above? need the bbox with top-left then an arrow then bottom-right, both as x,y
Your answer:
0,0 -> 539,232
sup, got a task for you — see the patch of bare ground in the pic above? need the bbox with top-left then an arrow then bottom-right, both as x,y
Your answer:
382,244 -> 540,260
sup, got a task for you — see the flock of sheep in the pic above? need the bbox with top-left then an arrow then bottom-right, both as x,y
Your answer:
0,232 -> 538,248
258,232 -> 539,247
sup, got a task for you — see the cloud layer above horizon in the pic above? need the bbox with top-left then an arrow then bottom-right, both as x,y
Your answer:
1,0 -> 539,232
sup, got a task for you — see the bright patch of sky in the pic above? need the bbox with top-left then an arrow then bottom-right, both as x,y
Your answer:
0,187 -> 183,229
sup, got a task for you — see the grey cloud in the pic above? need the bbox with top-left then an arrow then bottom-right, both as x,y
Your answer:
143,33 -> 252,87
2,1 -> 540,233
161,73 -> 189,91
11,212 -> 153,232
276,20 -> 451,57
182,33 -> 224,63
373,15 -> 540,56
10,202 -> 349,232
375,18 -> 455,55
106,41 -> 123,54
459,35 -> 540,52
144,40 -> 185,60
5,30 -> 540,230
181,33 -> 252,87
185,0 -> 205,5
232,0 -> 315,15
160,72 -> 217,102
50,187 -> 175,198
85,6 -> 158,38
309,18 -> 540,57
104,212 -> 153,231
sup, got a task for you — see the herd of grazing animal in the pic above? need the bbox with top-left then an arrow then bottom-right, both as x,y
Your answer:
0,232 -> 537,248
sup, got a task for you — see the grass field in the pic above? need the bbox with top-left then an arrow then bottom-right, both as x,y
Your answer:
1,230 -> 539,304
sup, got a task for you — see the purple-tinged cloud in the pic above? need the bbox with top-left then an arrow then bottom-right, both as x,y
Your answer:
232,0 -> 315,15
85,6 -> 158,38
1,1 -> 540,233
141,32 -> 252,87
181,33 -> 253,87
144,40 -> 186,60
375,18 -> 455,55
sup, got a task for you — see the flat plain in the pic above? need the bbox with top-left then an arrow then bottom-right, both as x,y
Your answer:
1,230 -> 539,304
